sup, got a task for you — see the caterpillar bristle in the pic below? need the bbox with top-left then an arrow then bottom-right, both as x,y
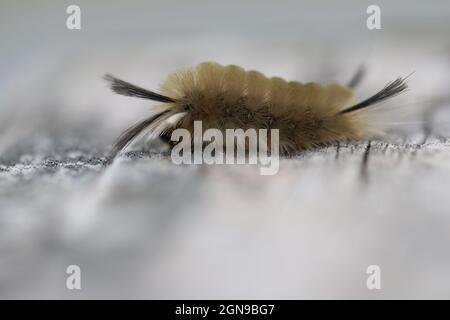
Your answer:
347,65 -> 366,89
339,76 -> 409,115
111,109 -> 171,157
104,74 -> 176,103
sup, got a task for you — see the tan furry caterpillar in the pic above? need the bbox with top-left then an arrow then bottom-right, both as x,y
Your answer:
105,62 -> 408,156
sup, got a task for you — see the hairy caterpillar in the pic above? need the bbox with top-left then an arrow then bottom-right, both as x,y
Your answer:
105,62 -> 408,156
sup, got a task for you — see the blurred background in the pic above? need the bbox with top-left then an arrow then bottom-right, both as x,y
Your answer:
1,0 -> 450,299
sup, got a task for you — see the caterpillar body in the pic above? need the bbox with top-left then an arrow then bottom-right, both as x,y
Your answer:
105,62 -> 408,156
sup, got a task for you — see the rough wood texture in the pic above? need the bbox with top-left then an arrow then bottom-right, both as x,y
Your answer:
1,134 -> 450,298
